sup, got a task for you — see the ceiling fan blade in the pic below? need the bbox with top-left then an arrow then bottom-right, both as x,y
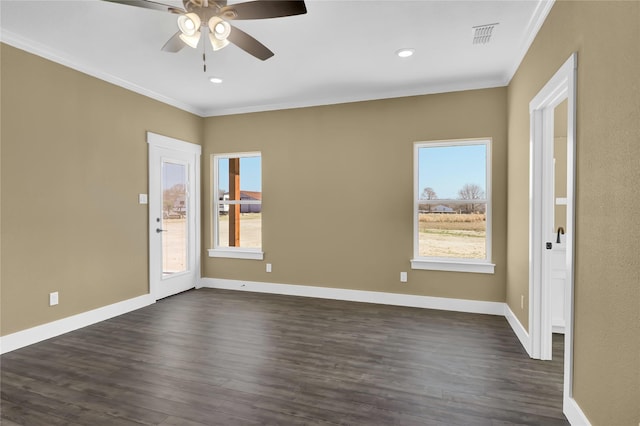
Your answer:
161,31 -> 186,52
102,0 -> 185,14
227,25 -> 274,60
221,0 -> 306,20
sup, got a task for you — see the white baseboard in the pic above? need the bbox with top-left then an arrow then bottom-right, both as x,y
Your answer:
199,278 -> 505,316
564,396 -> 592,426
0,294 -> 155,355
504,304 -> 532,356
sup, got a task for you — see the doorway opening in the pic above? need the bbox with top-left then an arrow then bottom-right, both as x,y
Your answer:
528,53 -> 577,411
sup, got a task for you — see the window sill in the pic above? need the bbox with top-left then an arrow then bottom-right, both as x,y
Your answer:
410,259 -> 495,274
208,249 -> 264,260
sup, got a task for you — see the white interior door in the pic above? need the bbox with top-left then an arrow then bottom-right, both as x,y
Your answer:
148,132 -> 201,300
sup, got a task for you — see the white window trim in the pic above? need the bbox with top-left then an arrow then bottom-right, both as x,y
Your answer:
207,248 -> 264,260
411,259 -> 495,274
412,138 -> 494,274
209,151 -> 263,260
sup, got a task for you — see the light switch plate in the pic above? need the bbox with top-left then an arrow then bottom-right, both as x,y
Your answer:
400,272 -> 408,282
138,194 -> 148,204
49,292 -> 59,306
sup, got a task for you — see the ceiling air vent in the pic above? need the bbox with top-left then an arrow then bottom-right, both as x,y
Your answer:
472,23 -> 498,45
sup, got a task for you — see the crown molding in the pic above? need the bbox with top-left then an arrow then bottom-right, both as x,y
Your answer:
0,30 -> 207,117
201,77 -> 509,117
504,0 -> 555,84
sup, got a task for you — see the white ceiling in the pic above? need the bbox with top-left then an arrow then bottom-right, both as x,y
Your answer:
0,0 -> 553,117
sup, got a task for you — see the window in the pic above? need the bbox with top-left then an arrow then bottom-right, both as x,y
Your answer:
209,152 -> 263,260
412,139 -> 494,273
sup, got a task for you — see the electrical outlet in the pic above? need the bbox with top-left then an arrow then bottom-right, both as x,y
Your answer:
400,272 -> 407,282
521,294 -> 524,310
49,292 -> 59,306
266,263 -> 272,273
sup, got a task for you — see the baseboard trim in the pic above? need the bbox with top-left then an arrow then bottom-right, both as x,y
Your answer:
564,396 -> 592,426
0,294 -> 155,355
199,278 -> 505,316
504,304 -> 532,356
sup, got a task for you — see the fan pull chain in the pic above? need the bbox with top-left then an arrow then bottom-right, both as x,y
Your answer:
202,39 -> 207,72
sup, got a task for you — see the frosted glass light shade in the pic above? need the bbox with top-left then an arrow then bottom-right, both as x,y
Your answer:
177,13 -> 201,37
208,17 -> 231,40
209,33 -> 230,51
179,31 -> 201,48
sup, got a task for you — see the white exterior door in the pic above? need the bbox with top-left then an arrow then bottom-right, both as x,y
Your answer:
148,132 -> 201,300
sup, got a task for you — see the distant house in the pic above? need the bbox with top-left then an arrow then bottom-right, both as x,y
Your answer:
219,191 -> 262,214
240,191 -> 262,213
433,205 -> 455,213
173,197 -> 186,217
163,196 -> 186,218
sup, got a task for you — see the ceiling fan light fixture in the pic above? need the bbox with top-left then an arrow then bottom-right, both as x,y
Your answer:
179,31 -> 201,48
208,16 -> 231,41
209,33 -> 230,51
178,13 -> 201,37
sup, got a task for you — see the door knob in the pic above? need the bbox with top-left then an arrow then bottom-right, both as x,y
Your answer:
156,228 -> 167,233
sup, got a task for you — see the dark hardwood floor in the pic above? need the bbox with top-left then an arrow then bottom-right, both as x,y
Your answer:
1,289 -> 568,425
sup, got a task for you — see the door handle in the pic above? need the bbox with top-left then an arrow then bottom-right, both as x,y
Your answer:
156,228 -> 167,233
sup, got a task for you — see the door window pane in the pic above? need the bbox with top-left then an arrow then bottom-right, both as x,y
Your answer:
162,161 -> 188,275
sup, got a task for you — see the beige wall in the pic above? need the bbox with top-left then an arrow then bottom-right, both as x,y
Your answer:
507,1 -> 640,424
0,45 -> 203,335
203,88 -> 508,302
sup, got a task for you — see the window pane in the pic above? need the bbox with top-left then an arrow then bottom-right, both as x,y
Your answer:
214,153 -> 262,251
415,141 -> 490,262
217,155 -> 262,200
162,161 -> 187,275
418,209 -> 486,259
217,210 -> 262,249
418,144 -> 486,200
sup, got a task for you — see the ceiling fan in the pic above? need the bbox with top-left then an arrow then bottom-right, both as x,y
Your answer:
104,0 -> 307,60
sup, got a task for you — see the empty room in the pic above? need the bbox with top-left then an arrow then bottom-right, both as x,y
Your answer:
1,1 -> 638,425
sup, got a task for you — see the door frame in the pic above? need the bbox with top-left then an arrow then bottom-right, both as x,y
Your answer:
528,53 -> 577,401
147,132 -> 201,300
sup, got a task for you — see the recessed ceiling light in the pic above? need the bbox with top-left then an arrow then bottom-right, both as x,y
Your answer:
396,48 -> 415,58
209,77 -> 223,84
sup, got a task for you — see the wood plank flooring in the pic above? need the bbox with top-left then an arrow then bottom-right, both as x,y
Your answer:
1,289 -> 568,425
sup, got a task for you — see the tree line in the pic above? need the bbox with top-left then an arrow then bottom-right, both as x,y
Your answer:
420,183 -> 485,214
